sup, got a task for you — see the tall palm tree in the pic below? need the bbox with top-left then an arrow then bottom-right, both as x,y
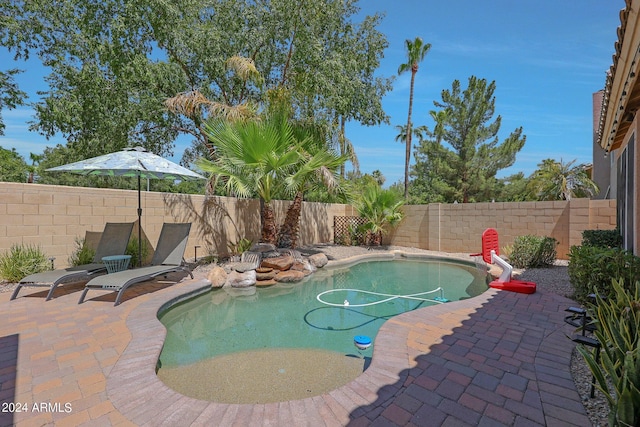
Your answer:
197,115 -> 302,244
429,109 -> 449,145
398,37 -> 431,199
394,124 -> 427,146
530,158 -> 599,201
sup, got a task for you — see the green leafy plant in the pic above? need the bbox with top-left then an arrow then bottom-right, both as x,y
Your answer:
126,236 -> 149,268
68,236 -> 95,266
508,235 -> 558,268
351,183 -> 404,246
227,238 -> 253,256
582,229 -> 622,249
568,246 -> 640,303
579,279 -> 640,427
0,244 -> 50,282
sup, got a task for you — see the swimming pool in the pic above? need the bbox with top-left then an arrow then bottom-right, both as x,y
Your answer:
157,256 -> 488,402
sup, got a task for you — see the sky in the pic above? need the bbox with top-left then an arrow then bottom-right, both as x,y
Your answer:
0,0 -> 624,186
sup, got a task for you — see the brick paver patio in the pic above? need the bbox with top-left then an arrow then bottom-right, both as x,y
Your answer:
0,254 -> 591,426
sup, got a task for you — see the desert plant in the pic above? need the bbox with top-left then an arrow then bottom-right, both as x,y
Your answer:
352,183 -> 404,246
508,235 -> 558,268
568,245 -> 640,303
0,244 -> 50,282
227,238 -> 252,256
579,279 -> 640,427
68,236 -> 95,266
582,229 -> 622,249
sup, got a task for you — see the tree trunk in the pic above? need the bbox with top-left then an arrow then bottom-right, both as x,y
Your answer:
261,200 -> 278,244
277,191 -> 303,248
404,70 -> 417,199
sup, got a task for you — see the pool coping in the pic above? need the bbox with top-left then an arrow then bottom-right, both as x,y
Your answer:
106,252 -> 492,425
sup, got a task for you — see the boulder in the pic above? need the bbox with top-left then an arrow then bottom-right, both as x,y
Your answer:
256,270 -> 277,281
308,253 -> 328,268
226,270 -> 257,288
231,262 -> 257,273
261,255 -> 294,271
274,270 -> 306,283
255,278 -> 277,287
251,243 -> 277,253
291,260 -> 316,276
208,266 -> 227,288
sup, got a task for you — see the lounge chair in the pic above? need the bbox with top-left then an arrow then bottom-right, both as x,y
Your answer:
11,222 -> 134,301
78,223 -> 193,306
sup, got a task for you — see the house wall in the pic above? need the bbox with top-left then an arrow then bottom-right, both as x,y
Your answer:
0,182 -> 617,269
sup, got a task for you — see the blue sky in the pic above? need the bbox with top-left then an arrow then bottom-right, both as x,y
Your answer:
0,0 -> 623,186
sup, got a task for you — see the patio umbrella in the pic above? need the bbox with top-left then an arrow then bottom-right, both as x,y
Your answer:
46,146 -> 206,266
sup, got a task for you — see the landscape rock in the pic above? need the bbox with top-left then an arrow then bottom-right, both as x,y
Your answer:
291,260 -> 316,276
308,253 -> 328,268
226,270 -> 257,288
261,255 -> 294,271
274,270 -> 306,283
256,270 -> 277,281
255,279 -> 277,287
208,266 -> 227,288
231,262 -> 257,273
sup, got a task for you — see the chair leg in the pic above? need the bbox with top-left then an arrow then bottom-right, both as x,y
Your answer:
10,284 -> 22,300
114,288 -> 126,306
78,287 -> 90,304
45,285 -> 57,301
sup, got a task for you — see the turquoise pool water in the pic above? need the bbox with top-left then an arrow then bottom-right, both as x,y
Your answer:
158,257 -> 489,368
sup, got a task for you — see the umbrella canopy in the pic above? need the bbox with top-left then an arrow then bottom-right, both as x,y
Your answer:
47,146 -> 206,266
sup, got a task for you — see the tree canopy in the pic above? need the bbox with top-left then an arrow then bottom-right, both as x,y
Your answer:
0,146 -> 28,182
411,76 -> 526,203
0,0 -> 392,175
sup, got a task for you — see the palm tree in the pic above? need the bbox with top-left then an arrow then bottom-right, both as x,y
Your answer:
352,182 -> 405,246
530,158 -> 599,201
197,115 -> 302,244
394,124 -> 427,146
398,37 -> 431,199
428,109 -> 449,145
276,126 -> 347,248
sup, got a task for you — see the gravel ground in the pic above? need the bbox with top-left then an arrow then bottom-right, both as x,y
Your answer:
1,244 -> 609,425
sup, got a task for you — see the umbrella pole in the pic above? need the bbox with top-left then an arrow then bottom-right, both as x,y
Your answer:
138,175 -> 142,267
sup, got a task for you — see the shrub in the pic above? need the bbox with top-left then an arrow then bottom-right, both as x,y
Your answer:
581,229 -> 622,248
579,279 -> 640,427
508,235 -> 558,268
68,236 -> 95,266
568,245 -> 640,303
0,244 -> 50,282
127,236 -> 150,268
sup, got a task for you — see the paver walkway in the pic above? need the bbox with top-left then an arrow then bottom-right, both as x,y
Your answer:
0,256 -> 591,426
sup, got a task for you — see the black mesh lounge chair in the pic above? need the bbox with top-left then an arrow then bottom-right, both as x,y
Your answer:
11,222 -> 135,301
78,223 -> 193,306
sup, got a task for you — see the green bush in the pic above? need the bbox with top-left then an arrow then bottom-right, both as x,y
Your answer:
0,244 -> 50,282
68,236 -> 96,266
508,235 -> 558,268
568,245 -> 640,303
581,229 -> 622,248
126,236 -> 150,268
579,279 -> 640,427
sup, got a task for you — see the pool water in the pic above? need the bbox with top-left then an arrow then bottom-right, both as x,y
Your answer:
158,258 -> 488,369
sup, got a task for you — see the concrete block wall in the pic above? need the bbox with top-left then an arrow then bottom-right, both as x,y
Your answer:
0,183 -> 351,268
0,182 -> 617,268
391,199 -> 617,259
